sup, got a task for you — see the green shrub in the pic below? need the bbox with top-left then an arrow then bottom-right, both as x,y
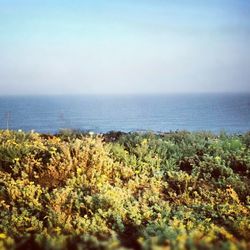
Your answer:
0,130 -> 249,250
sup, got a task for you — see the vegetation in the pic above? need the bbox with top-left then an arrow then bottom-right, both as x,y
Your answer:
0,129 -> 249,250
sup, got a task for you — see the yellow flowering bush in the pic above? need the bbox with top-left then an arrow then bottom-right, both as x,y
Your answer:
0,130 -> 249,250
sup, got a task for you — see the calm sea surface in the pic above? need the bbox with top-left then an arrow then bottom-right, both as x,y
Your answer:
0,94 -> 249,134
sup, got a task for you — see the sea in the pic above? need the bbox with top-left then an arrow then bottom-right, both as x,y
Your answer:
0,94 -> 249,134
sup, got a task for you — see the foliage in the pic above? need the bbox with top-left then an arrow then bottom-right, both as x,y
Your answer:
0,129 -> 249,250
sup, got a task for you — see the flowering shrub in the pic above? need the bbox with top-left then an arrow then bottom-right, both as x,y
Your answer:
0,130 -> 249,250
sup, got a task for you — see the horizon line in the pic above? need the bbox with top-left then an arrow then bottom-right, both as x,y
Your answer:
1,91 -> 250,97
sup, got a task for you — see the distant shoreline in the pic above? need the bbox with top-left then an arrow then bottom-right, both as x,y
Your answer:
1,128 -> 249,138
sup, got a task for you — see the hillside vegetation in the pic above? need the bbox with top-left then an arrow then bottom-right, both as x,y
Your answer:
0,130 -> 250,250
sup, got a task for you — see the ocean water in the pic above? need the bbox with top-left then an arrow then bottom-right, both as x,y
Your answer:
0,94 -> 249,134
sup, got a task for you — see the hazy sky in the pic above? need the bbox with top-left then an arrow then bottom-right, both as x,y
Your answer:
0,0 -> 249,95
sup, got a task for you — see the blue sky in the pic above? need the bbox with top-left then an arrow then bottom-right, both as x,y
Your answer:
0,0 -> 249,94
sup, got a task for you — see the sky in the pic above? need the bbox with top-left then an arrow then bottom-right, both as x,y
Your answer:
0,0 -> 249,95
